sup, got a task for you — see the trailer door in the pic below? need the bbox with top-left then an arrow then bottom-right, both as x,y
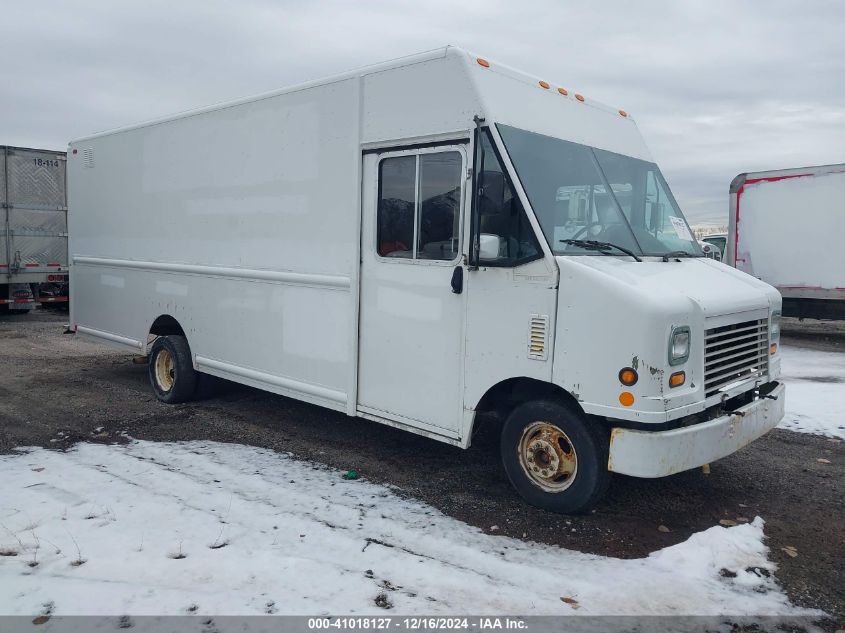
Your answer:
3,147 -> 68,273
357,145 -> 468,437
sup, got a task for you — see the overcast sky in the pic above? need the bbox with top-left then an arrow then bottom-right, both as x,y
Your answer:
2,0 -> 843,224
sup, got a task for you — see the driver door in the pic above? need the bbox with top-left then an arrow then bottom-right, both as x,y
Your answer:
357,144 -> 468,438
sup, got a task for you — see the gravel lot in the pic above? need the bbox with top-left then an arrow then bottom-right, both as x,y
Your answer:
1,310 -> 843,621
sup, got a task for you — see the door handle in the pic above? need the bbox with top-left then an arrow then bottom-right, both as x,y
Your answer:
450,266 -> 463,294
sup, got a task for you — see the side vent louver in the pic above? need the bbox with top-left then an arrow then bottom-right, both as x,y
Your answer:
82,147 -> 94,168
528,314 -> 549,360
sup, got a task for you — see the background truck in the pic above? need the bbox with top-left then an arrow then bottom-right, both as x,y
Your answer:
727,164 -> 845,320
1,145 -> 69,312
701,233 -> 727,262
69,47 -> 784,513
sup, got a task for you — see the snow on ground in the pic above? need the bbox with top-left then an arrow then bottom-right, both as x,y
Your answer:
778,345 -> 845,439
0,441 -> 811,617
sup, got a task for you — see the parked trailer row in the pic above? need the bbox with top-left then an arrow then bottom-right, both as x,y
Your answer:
1,145 -> 69,312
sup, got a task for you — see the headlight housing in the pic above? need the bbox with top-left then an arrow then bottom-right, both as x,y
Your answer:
770,311 -> 781,342
770,311 -> 781,352
668,326 -> 690,366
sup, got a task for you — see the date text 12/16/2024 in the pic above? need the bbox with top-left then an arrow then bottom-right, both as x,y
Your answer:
308,618 -> 528,630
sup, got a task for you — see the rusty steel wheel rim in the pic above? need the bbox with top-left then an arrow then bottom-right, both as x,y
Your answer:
517,421 -> 578,492
154,348 -> 175,392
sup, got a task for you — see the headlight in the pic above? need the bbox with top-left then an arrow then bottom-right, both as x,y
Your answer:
669,326 -> 690,366
770,311 -> 781,343
770,311 -> 781,355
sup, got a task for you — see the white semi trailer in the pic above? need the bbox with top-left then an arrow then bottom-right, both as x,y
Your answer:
728,164 -> 845,320
1,145 -> 69,311
69,48 -> 785,513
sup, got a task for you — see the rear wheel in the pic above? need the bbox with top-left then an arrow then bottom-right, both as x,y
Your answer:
501,399 -> 610,514
148,335 -> 197,404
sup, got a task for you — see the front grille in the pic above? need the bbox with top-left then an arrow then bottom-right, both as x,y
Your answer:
704,318 -> 768,397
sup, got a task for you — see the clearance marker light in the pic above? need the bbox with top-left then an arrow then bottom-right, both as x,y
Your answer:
669,371 -> 686,388
476,58 -> 490,68
538,80 -> 550,89
619,110 -> 628,117
619,391 -> 635,407
558,87 -> 568,96
575,94 -> 585,102
618,368 -> 638,386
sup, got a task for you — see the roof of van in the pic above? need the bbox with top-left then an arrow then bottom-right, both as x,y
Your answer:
71,46 -> 633,145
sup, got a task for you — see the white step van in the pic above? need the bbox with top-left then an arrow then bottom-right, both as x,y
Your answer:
69,48 -> 785,512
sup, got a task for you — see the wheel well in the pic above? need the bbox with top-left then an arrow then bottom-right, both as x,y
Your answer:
474,377 -> 583,422
149,314 -> 185,338
469,377 -> 596,448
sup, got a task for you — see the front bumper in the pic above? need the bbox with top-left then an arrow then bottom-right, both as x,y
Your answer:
607,382 -> 785,478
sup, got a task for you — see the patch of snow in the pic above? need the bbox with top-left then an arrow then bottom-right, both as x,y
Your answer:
0,441 -> 814,617
778,345 -> 845,439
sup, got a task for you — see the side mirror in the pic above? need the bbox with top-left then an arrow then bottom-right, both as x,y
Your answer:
478,233 -> 501,261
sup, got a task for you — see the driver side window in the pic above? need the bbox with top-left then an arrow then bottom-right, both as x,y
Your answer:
377,150 -> 463,261
472,131 -> 541,266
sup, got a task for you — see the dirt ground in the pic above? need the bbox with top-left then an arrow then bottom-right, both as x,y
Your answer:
0,310 -> 843,623
782,316 -> 845,352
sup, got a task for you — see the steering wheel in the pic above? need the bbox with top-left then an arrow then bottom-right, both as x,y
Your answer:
569,222 -> 604,241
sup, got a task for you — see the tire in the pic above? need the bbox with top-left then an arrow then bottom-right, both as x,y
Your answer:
148,335 -> 197,404
500,399 -> 610,514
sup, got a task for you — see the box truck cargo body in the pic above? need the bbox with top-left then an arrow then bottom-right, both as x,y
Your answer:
70,48 -> 785,512
728,164 -> 845,320
2,145 -> 69,311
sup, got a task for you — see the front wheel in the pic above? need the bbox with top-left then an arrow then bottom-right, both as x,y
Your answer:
148,335 -> 197,404
501,399 -> 610,514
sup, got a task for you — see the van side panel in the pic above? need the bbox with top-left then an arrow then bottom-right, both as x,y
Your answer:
69,78 -> 360,410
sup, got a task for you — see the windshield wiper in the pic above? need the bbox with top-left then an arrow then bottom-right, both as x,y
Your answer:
661,251 -> 697,262
561,239 -> 642,262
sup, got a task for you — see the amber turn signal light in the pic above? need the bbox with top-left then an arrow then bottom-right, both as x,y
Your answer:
770,343 -> 778,355
669,371 -> 686,388
618,367 -> 638,386
619,391 -> 635,407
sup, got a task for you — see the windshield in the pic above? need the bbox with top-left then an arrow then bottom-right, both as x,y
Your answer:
498,125 -> 702,258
